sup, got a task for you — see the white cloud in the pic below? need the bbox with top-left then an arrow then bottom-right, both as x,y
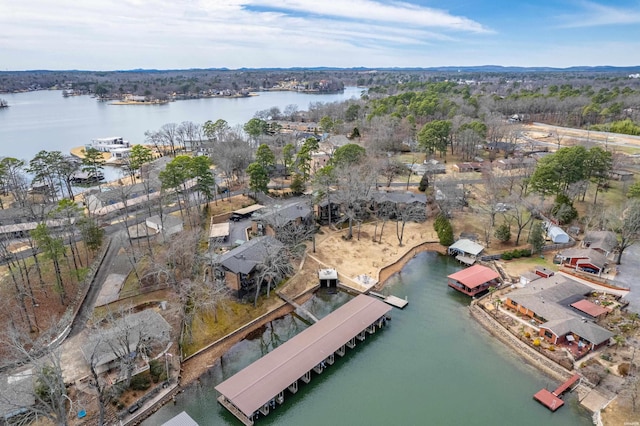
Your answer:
557,1 -> 640,28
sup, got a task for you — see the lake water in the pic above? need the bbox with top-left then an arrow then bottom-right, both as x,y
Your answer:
144,252 -> 593,426
0,87 -> 363,182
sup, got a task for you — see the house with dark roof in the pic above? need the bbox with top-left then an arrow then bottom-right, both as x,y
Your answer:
447,264 -> 501,297
315,197 -> 340,225
504,275 -> 613,357
214,236 -> 284,297
251,202 -> 313,237
557,247 -> 608,275
372,191 -> 427,221
582,230 -> 618,257
81,310 -> 172,376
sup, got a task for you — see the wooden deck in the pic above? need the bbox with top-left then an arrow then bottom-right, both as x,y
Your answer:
369,292 -> 408,309
533,374 -> 581,412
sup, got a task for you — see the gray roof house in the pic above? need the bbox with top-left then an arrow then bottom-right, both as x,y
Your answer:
582,230 -> 618,257
252,202 -> 313,237
0,369 -> 35,420
214,236 -> 285,297
81,310 -> 171,376
505,275 -> 613,353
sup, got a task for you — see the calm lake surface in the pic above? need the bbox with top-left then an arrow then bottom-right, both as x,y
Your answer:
0,87 -> 363,181
144,252 -> 593,426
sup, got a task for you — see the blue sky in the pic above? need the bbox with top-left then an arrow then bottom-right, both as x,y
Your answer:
1,0 -> 639,70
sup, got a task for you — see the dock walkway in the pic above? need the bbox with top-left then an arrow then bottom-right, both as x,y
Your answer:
277,292 -> 319,323
533,373 -> 581,411
369,291 -> 408,309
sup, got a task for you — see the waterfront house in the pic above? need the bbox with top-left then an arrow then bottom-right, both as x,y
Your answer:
214,236 -> 283,298
86,136 -> 131,153
372,190 -> 427,221
315,197 -> 340,225
251,202 -> 313,237
504,275 -> 613,358
81,310 -> 171,377
448,239 -> 484,265
447,264 -> 501,297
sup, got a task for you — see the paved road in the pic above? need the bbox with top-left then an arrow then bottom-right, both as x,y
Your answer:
68,230 -> 126,338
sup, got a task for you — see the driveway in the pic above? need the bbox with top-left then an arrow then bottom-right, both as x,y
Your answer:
611,243 -> 640,313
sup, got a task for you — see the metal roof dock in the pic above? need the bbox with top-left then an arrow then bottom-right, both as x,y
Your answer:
215,294 -> 392,424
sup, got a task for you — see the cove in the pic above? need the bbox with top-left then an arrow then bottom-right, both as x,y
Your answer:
144,252 -> 592,425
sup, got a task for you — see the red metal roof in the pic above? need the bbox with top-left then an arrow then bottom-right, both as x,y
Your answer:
215,295 -> 392,417
447,264 -> 500,289
570,300 -> 609,318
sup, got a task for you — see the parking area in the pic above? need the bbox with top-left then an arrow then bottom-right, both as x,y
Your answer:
612,243 -> 640,312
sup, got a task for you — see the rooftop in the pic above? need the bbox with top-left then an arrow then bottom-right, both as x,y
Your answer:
570,299 -> 610,318
215,295 -> 391,418
447,264 -> 500,289
448,239 -> 484,257
216,236 -> 282,275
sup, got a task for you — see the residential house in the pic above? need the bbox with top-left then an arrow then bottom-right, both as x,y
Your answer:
582,230 -> 618,257
557,248 -> 608,275
81,310 -> 172,377
146,214 -> 183,239
494,157 -> 536,171
609,170 -> 633,181
0,369 -> 35,421
86,136 -> 130,153
453,162 -> 482,173
214,236 -> 283,297
315,197 -> 340,225
372,191 -> 427,221
447,264 -> 501,296
252,202 -> 313,237
448,238 -> 484,265
85,182 -> 157,211
504,275 -> 613,357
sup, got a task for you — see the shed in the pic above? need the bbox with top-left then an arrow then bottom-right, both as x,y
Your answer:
448,239 -> 484,265
547,225 -> 570,244
319,269 -> 338,288
519,271 -> 540,286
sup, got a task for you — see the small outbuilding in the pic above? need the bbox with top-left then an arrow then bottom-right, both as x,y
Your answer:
547,225 -> 570,244
319,269 -> 338,288
448,239 -> 484,265
146,214 -> 183,238
209,220 -> 230,247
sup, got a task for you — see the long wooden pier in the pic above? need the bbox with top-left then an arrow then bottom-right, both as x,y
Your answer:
215,295 -> 392,425
533,373 -> 581,412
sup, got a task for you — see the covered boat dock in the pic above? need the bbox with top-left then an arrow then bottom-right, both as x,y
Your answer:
215,295 -> 392,424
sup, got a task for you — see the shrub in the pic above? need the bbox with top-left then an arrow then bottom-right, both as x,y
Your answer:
548,345 -> 555,351
524,331 -> 531,338
494,223 -> 511,243
618,363 -> 631,376
149,359 -> 164,383
130,374 -> 151,391
501,252 -> 513,260
533,338 -> 541,347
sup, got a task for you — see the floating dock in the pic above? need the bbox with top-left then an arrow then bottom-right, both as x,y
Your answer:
369,291 -> 408,309
215,295 -> 392,425
533,373 -> 581,411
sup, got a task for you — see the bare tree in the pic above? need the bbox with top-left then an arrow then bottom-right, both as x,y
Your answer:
395,202 -> 426,246
254,239 -> 294,307
502,195 -> 536,245
333,162 -> 378,239
0,330 -> 69,426
607,199 -> 640,264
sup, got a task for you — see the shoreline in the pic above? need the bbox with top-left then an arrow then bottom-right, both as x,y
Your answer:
147,236 -> 606,423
